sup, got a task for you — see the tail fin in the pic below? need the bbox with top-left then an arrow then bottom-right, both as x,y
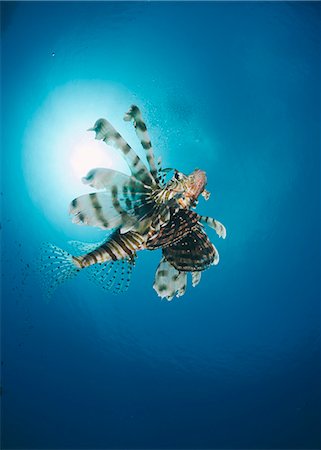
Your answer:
39,243 -> 81,298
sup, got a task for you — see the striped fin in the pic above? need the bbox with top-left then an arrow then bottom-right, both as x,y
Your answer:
146,209 -> 199,250
200,216 -> 227,239
69,187 -> 154,231
123,105 -> 158,182
82,168 -> 148,192
157,157 -> 164,185
86,257 -> 135,294
144,203 -> 172,238
191,271 -> 202,287
70,192 -> 124,230
88,118 -> 155,186
163,227 -> 219,272
153,257 -> 187,301
78,231 -> 144,267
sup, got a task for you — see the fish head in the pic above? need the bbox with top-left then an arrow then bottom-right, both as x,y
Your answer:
185,168 -> 208,202
169,168 -> 209,208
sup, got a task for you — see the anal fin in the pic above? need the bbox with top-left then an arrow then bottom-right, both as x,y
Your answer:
85,257 -> 135,295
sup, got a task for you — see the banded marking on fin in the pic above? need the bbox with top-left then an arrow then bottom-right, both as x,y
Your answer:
82,168 -> 149,193
191,271 -> 202,287
124,105 -> 158,182
163,226 -> 219,271
153,257 -> 187,301
88,118 -> 155,186
199,216 -> 227,239
146,209 -> 199,250
69,189 -> 155,231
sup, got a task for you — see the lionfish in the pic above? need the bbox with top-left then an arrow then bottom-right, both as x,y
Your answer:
41,105 -> 226,300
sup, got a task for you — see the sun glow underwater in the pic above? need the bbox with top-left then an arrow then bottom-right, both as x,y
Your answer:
23,83 -> 132,228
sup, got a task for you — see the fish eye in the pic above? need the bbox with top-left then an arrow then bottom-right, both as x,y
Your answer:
174,171 -> 185,181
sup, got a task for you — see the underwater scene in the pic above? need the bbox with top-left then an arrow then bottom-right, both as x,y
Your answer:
1,1 -> 320,449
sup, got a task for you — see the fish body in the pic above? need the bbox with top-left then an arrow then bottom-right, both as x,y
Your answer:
72,230 -> 144,268
41,105 -> 226,300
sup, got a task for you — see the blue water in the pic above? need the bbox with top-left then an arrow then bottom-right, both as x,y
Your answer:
1,2 -> 320,448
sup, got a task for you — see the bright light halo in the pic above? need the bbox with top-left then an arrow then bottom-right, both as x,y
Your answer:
23,81 -> 133,230
69,135 -> 115,181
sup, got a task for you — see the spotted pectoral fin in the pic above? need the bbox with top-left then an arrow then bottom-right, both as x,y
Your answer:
163,226 -> 219,272
153,257 -> 187,301
88,118 -> 155,186
146,209 -> 199,250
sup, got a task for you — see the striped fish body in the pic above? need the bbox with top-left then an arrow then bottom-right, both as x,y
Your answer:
71,208 -> 207,271
72,230 -> 145,268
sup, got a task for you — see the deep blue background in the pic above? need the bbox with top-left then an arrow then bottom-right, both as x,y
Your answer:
1,1 -> 320,449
